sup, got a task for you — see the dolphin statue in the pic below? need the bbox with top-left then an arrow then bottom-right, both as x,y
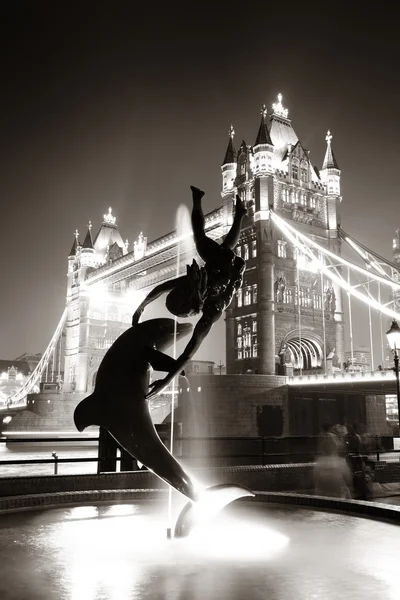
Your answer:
73,318 -> 199,501
73,317 -> 254,535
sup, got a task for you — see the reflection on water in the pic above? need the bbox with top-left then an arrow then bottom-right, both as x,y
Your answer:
0,501 -> 398,600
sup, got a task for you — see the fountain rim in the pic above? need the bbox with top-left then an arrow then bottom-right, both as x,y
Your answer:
0,489 -> 399,526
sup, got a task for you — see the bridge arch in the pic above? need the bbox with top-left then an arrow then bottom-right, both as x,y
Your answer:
280,330 -> 324,371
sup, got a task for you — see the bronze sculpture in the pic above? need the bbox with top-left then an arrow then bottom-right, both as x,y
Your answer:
74,318 -> 199,501
73,186 -> 253,537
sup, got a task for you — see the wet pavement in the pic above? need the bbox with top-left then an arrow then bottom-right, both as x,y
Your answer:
0,500 -> 398,600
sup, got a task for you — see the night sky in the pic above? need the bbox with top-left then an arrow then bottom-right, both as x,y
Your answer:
0,2 -> 399,364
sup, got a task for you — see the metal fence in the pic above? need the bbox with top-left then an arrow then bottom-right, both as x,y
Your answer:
0,434 -> 398,476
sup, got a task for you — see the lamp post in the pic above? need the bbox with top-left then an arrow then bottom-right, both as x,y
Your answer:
386,319 -> 400,434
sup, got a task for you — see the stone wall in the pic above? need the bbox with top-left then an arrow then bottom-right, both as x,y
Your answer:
0,464 -> 315,498
182,374 -> 288,437
4,392 -> 86,433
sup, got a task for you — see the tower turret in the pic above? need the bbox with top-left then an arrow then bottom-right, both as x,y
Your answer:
253,105 -> 274,177
320,130 -> 341,195
80,221 -> 97,268
320,130 -> 341,230
67,230 -> 80,293
221,125 -> 237,195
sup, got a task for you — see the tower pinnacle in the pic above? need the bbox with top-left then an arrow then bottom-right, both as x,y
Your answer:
222,125 -> 236,165
254,104 -> 272,146
322,130 -> 339,169
82,221 -> 94,249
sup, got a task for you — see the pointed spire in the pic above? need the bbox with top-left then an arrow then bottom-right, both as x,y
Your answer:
82,220 -> 94,249
322,130 -> 339,169
222,125 -> 236,165
68,229 -> 79,257
254,104 -> 273,146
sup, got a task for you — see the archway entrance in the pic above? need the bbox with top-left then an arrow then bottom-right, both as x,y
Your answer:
281,332 -> 324,372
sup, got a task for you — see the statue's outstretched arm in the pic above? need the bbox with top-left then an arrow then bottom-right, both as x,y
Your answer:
132,276 -> 186,324
146,307 -> 221,399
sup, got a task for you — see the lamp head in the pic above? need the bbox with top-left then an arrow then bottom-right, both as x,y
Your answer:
386,319 -> 400,351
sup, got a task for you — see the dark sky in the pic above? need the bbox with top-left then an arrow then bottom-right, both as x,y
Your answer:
0,1 -> 399,363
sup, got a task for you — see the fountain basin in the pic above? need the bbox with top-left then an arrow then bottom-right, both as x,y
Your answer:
0,494 -> 398,600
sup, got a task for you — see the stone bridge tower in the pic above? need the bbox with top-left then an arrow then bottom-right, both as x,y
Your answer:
224,94 -> 344,375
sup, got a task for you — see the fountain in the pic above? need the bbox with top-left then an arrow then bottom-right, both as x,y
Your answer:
1,188 -> 399,599
0,498 -> 398,599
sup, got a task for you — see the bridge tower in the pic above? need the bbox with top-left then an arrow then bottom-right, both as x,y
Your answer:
225,94 -> 345,375
392,230 -> 400,310
64,210 -> 129,392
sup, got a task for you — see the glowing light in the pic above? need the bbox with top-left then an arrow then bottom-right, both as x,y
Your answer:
197,386 -> 201,392
272,93 -> 289,118
326,130 -> 332,144
187,514 -> 289,561
289,371 -> 396,386
2,416 -> 12,424
274,212 -> 400,291
103,207 -> 116,226
133,232 -> 147,261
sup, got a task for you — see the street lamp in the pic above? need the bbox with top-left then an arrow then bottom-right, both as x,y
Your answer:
386,319 -> 400,433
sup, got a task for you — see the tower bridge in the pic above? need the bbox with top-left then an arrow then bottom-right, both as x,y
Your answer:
2,93 -> 399,438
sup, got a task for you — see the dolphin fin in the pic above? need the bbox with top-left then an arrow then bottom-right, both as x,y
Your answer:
174,483 -> 255,538
74,393 -> 104,432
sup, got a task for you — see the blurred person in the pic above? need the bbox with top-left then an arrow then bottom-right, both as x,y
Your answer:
314,430 -> 352,498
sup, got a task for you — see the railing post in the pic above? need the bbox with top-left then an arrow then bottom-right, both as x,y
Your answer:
52,452 -> 58,475
261,437 -> 265,466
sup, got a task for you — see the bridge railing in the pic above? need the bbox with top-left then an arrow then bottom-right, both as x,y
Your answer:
0,434 -> 398,477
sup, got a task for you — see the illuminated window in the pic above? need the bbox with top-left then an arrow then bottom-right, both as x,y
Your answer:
313,294 -> 322,309
283,188 -> 289,203
237,337 -> 242,348
238,350 -> 243,360
309,195 -> 316,209
244,244 -> 249,260
283,288 -> 293,304
237,322 -> 242,335
251,240 -> 257,258
278,240 -> 287,258
236,245 -> 242,257
252,284 -> 258,303
243,326 -> 252,348
292,163 -> 298,179
244,287 -> 251,306
237,289 -> 243,307
252,320 -> 257,333
253,344 -> 258,358
297,287 -> 310,307
300,167 -> 308,182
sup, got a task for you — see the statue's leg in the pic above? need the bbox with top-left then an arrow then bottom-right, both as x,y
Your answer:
191,186 -> 220,263
221,195 -> 247,250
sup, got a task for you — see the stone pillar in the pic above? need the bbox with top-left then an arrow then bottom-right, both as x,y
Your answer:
225,308 -> 235,374
258,223 -> 275,374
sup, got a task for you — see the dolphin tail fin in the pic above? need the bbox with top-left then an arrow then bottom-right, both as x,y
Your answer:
74,393 -> 102,432
174,483 -> 254,538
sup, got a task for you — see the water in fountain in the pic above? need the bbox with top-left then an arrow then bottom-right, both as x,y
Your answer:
0,500 -> 398,599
